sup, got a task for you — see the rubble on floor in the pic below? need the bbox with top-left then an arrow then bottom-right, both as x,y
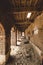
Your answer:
6,42 -> 41,65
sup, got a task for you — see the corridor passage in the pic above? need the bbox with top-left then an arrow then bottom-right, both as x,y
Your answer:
6,41 -> 41,65
0,0 -> 43,65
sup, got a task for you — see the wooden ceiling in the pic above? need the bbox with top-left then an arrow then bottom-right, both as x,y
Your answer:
10,0 -> 43,31
0,0 -> 43,31
13,11 -> 41,31
10,0 -> 43,11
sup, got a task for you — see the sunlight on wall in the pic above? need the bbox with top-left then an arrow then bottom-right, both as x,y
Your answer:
34,27 -> 39,35
34,29 -> 38,34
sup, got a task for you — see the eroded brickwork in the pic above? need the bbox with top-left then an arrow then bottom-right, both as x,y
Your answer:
0,23 -> 5,55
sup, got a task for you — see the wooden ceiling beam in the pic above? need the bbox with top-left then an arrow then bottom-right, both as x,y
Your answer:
15,21 -> 31,25
15,25 -> 30,28
10,0 -> 43,12
16,25 -> 29,31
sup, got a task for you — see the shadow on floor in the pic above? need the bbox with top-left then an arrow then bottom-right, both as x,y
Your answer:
6,56 -> 16,65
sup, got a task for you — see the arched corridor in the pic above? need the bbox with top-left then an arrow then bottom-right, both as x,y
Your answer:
0,0 -> 43,65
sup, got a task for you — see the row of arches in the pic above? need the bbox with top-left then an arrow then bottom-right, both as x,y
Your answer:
0,23 -> 16,53
0,23 -> 25,64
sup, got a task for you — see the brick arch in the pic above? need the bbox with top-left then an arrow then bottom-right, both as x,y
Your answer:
0,23 -> 6,64
0,23 -> 5,35
0,23 -> 5,54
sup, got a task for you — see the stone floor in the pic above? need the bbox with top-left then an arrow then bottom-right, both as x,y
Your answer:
5,42 -> 42,65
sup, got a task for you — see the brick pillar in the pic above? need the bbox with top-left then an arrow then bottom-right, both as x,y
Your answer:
11,28 -> 17,53
17,30 -> 22,45
11,28 -> 17,46
17,30 -> 19,42
15,29 -> 17,45
17,30 -> 22,40
5,29 -> 11,63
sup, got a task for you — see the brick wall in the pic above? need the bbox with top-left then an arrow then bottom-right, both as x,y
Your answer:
0,23 -> 5,55
25,13 -> 43,52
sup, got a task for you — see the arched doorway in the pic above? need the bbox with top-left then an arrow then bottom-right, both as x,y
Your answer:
0,23 -> 5,64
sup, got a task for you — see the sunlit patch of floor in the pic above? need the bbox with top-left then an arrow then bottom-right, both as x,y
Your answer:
10,46 -> 20,56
